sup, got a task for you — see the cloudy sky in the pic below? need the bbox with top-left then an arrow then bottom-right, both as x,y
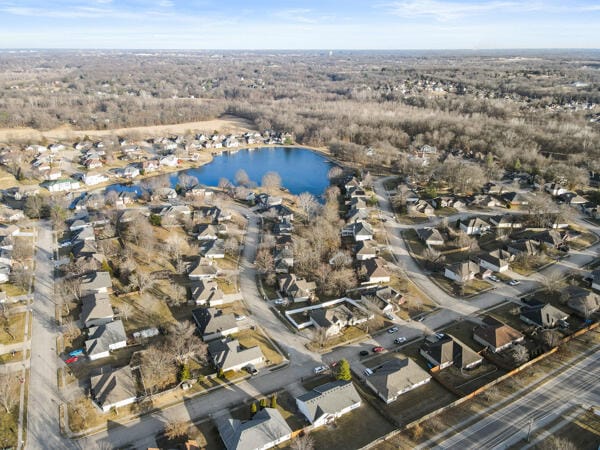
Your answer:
0,0 -> 599,49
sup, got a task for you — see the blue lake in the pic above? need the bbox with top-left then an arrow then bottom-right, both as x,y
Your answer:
107,146 -> 336,197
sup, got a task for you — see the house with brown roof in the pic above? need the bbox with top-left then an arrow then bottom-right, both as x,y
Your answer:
278,274 -> 317,303
360,257 -> 390,285
473,316 -> 524,352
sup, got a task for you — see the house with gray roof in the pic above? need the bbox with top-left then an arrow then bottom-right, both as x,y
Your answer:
85,320 -> 127,360
208,339 -> 264,373
80,292 -> 114,328
420,334 -> 482,370
191,280 -> 224,306
296,380 -> 361,427
81,271 -> 112,295
217,407 -> 292,450
564,286 -> 600,318
444,261 -> 479,284
192,307 -> 239,341
201,239 -> 225,259
416,228 -> 444,246
90,366 -> 137,413
507,239 -> 539,257
459,217 -> 491,235
478,249 -> 513,273
188,258 -> 219,281
365,358 -> 431,403
520,303 -> 568,328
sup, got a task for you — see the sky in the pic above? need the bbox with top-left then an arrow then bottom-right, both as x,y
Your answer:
0,0 -> 599,49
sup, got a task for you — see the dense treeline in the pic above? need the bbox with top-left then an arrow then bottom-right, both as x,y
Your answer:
0,50 -> 599,171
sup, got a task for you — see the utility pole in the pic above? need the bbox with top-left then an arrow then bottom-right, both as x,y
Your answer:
526,418 -> 534,442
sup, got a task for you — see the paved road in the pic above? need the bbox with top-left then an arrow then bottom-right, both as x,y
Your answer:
27,221 -> 77,450
428,349 -> 600,449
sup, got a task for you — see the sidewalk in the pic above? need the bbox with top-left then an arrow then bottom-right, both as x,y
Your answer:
0,340 -> 30,356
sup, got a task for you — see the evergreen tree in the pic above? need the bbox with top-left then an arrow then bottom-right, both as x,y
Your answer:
335,359 -> 352,381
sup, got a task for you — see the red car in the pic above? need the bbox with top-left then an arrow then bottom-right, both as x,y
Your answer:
372,346 -> 384,353
65,356 -> 79,364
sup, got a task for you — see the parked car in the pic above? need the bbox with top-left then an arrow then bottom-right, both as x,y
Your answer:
372,346 -> 384,353
394,337 -> 407,344
313,365 -> 327,374
507,279 -> 521,286
359,350 -> 369,357
65,356 -> 79,364
274,298 -> 287,305
488,275 -> 500,282
363,368 -> 374,376
244,364 -> 258,375
235,315 -> 247,321
68,349 -> 84,357
384,312 -> 394,320
59,240 -> 72,248
387,326 -> 399,334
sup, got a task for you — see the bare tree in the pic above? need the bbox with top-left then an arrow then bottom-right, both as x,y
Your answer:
540,329 -> 561,349
170,284 -> 187,306
234,169 -> 250,186
224,236 -> 240,255
164,419 -> 189,440
541,272 -> 564,294
131,269 -> 154,294
297,192 -> 318,222
510,344 -> 529,365
261,171 -> 281,192
166,321 -> 207,365
119,301 -> 134,321
177,173 -> 198,191
291,433 -> 315,450
539,436 -> 578,450
0,375 -> 19,413
327,166 -> 343,182
254,248 -> 274,273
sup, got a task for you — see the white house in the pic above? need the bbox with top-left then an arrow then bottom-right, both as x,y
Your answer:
90,366 -> 137,413
478,249 -> 513,273
296,381 -> 361,427
85,320 -> 127,360
159,154 -> 179,167
459,217 -> 491,235
82,172 -> 109,186
122,166 -> 140,179
444,261 -> 479,283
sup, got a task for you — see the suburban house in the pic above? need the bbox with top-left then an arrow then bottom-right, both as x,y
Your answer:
444,261 -> 479,283
355,240 -> 378,260
309,303 -> 372,337
473,316 -> 525,352
268,205 -> 294,222
188,258 -> 219,281
416,228 -> 444,246
478,249 -> 513,273
501,191 -> 530,206
545,182 -> 568,197
365,358 -> 431,404
191,280 -> 224,306
85,320 -> 127,360
80,292 -> 114,328
342,221 -> 374,242
122,165 -> 140,179
192,307 -> 239,341
520,303 -> 569,328
296,380 -> 361,427
274,246 -> 294,273
489,214 -> 523,229
152,187 -> 177,201
197,224 -> 220,241
507,239 -> 540,257
201,239 -> 226,259
360,286 -> 402,314
82,172 -> 108,186
46,178 -> 80,192
273,222 -> 293,236
407,200 -> 434,216
564,286 -> 600,318
360,257 -> 391,285
533,230 -> 566,248
216,408 -> 292,450
459,217 -> 491,235
278,274 -> 317,303
90,366 -> 137,413
208,339 -> 264,373
80,271 -> 112,295
159,154 -> 179,167
420,334 -> 483,370
346,207 -> 368,224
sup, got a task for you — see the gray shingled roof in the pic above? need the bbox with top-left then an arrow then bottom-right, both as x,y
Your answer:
208,339 -> 264,372
90,365 -> 136,410
366,358 -> 431,402
296,380 -> 361,423
85,320 -> 126,356
217,408 -> 292,450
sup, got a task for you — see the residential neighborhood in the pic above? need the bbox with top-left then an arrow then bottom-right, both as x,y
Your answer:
1,127 -> 599,450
